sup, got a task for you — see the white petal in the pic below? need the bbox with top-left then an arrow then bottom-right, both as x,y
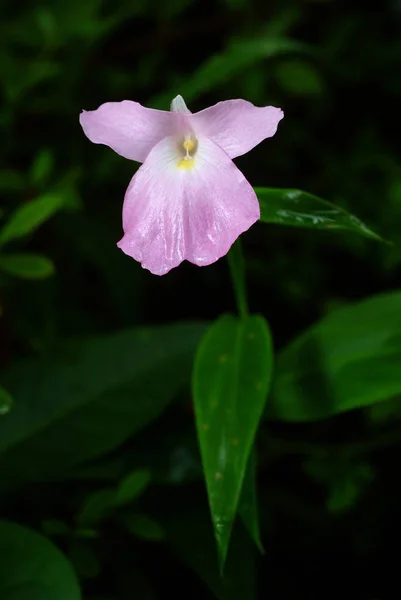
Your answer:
170,95 -> 192,114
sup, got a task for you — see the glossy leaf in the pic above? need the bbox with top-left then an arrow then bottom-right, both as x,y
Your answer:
256,187 -> 381,240
0,520 -> 81,600
115,469 -> 151,506
0,253 -> 55,279
0,195 -> 63,246
268,291 -> 401,421
0,322 -> 205,489
166,509 -> 256,600
193,314 -> 273,569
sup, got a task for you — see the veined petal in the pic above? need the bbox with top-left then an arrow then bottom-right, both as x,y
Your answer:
118,136 -> 260,275
79,100 -> 179,163
191,99 -> 283,159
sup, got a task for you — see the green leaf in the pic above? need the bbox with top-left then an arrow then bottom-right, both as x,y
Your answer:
0,170 -> 25,193
0,520 -> 81,600
76,489 -> 116,525
122,513 -> 165,541
275,59 -> 324,96
256,188 -> 381,241
151,37 -> 306,107
193,314 -> 273,569
68,541 -> 101,580
268,291 -> 401,421
238,450 -> 263,553
166,509 -> 256,600
0,386 -> 13,416
29,150 -> 54,187
0,254 -> 55,279
115,469 -> 151,506
41,519 -> 70,537
304,456 -> 374,514
0,322 -> 205,489
0,195 -> 63,245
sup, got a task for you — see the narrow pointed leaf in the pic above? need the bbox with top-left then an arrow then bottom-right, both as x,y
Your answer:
193,314 -> 273,569
0,194 -> 63,245
166,509 -> 256,600
256,187 -> 381,240
150,37 -> 307,107
115,469 -> 151,506
0,253 -> 55,279
238,449 -> 263,553
76,489 -> 116,525
29,150 -> 54,187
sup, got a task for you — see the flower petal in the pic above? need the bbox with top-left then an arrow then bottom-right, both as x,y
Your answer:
191,99 -> 283,159
118,136 -> 260,275
170,94 -> 191,114
79,101 -> 178,163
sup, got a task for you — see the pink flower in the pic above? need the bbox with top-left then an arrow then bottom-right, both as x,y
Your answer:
80,95 -> 283,275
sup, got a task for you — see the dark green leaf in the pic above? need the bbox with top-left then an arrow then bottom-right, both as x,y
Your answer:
166,509 -> 256,600
0,254 -> 55,279
0,322 -> 205,489
115,469 -> 151,506
151,38 -> 306,107
0,195 -> 64,245
76,489 -> 116,525
268,291 -> 401,421
0,386 -> 13,416
275,59 -> 324,96
0,520 -> 81,600
123,513 -> 165,541
193,314 -> 273,569
41,519 -> 70,537
29,150 -> 54,187
238,450 -> 263,553
256,188 -> 381,241
0,170 -> 25,194
304,456 -> 374,514
68,541 -> 101,579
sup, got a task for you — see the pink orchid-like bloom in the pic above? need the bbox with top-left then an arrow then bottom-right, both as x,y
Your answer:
80,95 -> 283,275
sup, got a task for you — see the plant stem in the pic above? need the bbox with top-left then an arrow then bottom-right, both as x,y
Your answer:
227,239 -> 248,319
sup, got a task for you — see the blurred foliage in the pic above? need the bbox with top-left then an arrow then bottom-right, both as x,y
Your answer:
1,0 -> 401,598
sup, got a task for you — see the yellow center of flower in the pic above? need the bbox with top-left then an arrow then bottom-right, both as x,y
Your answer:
178,133 -> 197,170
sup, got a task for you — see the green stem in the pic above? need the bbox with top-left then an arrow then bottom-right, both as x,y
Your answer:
227,239 -> 248,319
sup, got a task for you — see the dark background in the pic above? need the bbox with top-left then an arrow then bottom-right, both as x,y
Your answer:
1,0 -> 401,598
